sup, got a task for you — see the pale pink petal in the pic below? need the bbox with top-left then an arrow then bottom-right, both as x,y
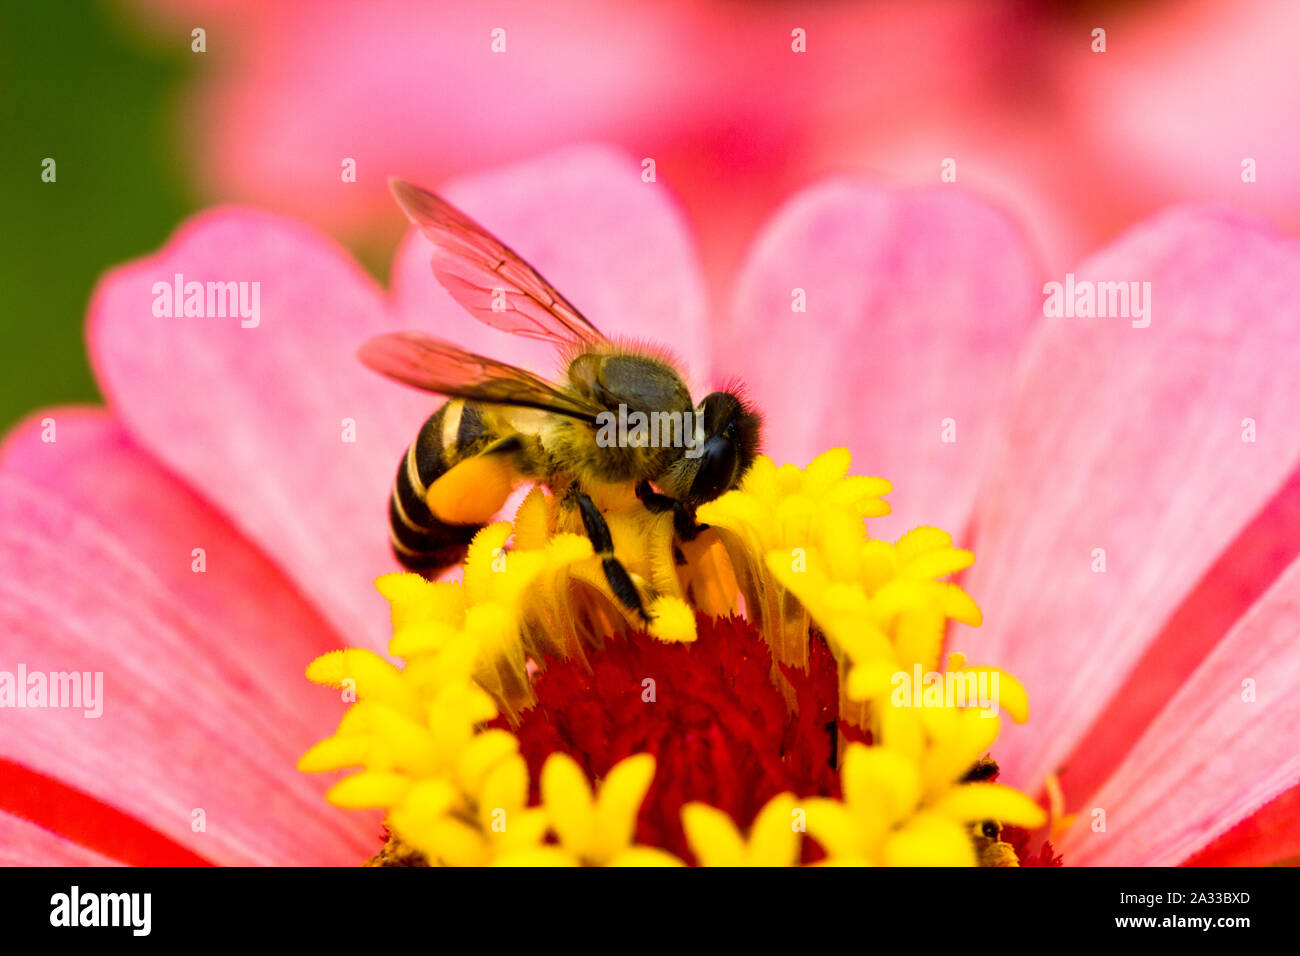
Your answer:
813,111 -> 1103,278
723,181 -> 1039,537
0,407 -> 350,672
0,812 -> 121,867
87,209 -> 429,653
1,754 -> 210,865
1058,550 -> 1300,866
390,144 -> 710,389
177,0 -> 723,234
959,208 -> 1300,792
1054,465 -> 1300,803
0,412 -> 379,865
1183,781 -> 1300,866
131,0 -> 1048,259
1063,0 -> 1300,243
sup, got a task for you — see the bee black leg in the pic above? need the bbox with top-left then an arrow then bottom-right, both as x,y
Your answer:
672,503 -> 708,542
633,481 -> 709,542
634,479 -> 675,513
570,488 -> 653,624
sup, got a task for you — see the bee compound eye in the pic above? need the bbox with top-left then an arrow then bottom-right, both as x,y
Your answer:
688,435 -> 737,503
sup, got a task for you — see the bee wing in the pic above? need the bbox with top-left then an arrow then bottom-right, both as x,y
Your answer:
391,178 -> 609,349
358,330 -> 604,423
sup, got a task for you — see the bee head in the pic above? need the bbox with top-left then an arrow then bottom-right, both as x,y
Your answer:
682,388 -> 761,505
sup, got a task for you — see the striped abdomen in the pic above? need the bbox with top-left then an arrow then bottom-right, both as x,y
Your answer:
389,399 -> 493,572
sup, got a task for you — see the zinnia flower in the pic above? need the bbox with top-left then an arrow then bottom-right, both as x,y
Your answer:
2,146 -> 1297,866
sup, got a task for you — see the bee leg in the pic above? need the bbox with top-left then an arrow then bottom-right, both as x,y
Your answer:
422,433 -> 525,526
672,503 -> 708,542
570,488 -> 653,624
634,479 -> 675,513
633,481 -> 709,542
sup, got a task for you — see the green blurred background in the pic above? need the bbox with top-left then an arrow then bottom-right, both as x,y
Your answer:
0,0 -> 196,432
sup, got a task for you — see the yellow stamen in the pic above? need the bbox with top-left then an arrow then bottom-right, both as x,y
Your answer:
299,449 -> 1045,866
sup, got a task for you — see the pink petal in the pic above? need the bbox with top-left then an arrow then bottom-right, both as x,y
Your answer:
815,111 -> 1104,279
1183,781 -> 1300,866
1055,464 -> 1300,804
1058,549 -> 1300,866
87,208 -> 429,652
722,181 -> 1039,537
137,0 -> 1055,269
959,208 -> 1300,792
0,408 -> 350,714
180,0 -> 726,233
0,411 -> 378,865
1062,0 -> 1300,242
0,811 -> 120,867
390,144 -> 710,387
1,756 -> 209,866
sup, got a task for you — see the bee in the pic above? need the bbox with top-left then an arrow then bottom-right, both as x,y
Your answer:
359,180 -> 761,621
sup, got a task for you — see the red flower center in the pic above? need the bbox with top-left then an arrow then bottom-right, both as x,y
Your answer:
500,612 -> 1062,865
504,614 -> 863,863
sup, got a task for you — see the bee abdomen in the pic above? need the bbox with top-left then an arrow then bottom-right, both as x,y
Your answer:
388,400 -> 491,573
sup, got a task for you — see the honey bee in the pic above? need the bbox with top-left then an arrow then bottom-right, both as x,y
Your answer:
360,180 -> 761,620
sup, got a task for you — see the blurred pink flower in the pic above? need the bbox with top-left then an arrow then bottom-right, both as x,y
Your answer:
125,0 -> 1300,295
123,0 -> 1047,293
2,146 -> 1298,864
